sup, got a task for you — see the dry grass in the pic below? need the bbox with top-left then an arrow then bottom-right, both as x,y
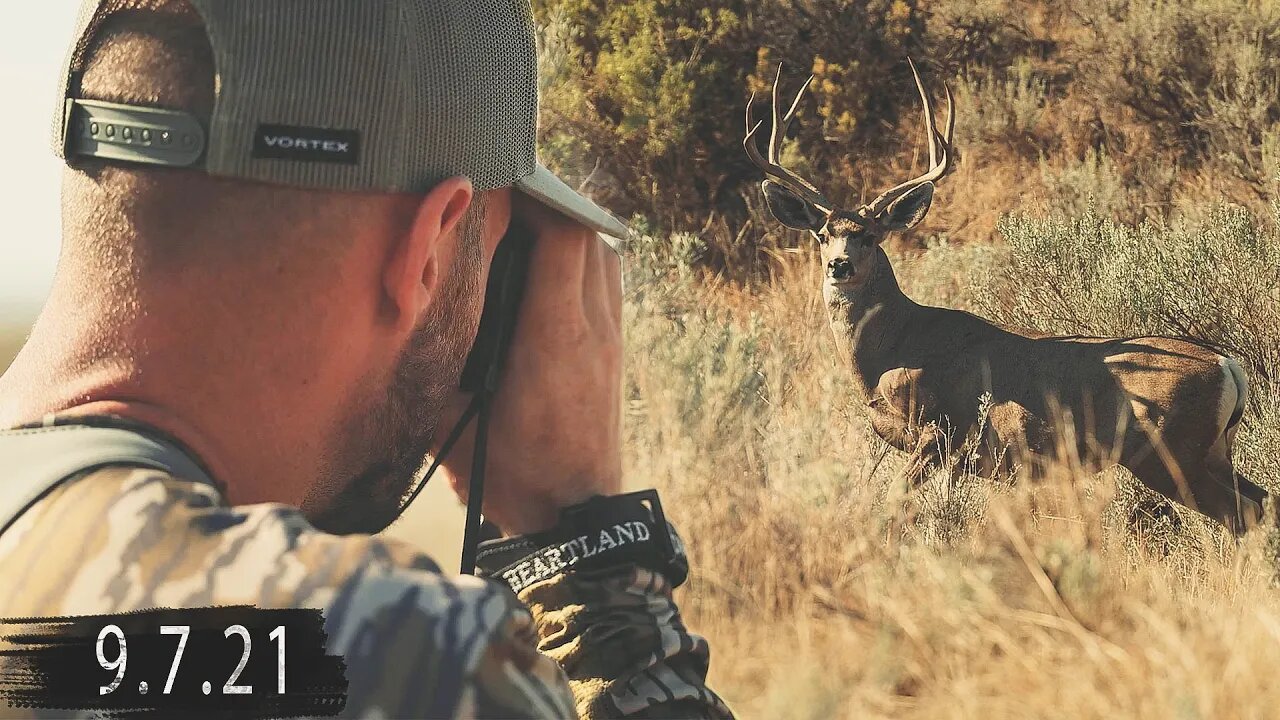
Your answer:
624,207 -> 1280,717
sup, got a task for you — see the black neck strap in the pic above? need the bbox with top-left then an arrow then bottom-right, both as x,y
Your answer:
399,390 -> 490,574
399,228 -> 533,575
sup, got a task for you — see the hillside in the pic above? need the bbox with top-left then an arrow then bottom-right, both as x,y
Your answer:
535,0 -> 1279,276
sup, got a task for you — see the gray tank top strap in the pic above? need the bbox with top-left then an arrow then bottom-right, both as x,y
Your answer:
0,424 -> 215,536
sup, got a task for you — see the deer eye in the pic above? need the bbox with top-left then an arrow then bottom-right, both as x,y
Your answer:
811,229 -> 828,246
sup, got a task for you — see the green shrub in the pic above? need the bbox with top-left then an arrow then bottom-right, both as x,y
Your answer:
1070,0 -> 1280,185
952,59 -> 1048,150
535,0 -> 931,268
534,0 -> 1279,268
1038,151 -> 1131,220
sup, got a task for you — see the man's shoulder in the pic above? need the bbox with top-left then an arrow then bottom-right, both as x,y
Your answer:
0,464 -> 493,619
0,466 -> 573,717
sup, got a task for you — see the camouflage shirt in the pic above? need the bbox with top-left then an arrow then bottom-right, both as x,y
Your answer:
0,423 -> 731,719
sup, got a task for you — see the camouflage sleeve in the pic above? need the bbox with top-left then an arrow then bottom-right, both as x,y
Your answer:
516,564 -> 733,719
324,566 -> 580,718
0,466 -> 582,719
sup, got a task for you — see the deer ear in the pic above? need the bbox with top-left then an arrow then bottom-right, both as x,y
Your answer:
882,182 -> 935,231
762,180 -> 824,230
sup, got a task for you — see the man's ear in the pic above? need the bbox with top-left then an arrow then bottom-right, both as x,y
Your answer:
762,180 -> 824,230
881,182 -> 935,231
383,176 -> 474,334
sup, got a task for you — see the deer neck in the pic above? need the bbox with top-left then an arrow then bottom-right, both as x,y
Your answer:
823,247 -> 916,401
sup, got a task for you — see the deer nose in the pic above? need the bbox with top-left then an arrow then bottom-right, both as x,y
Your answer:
828,256 -> 853,281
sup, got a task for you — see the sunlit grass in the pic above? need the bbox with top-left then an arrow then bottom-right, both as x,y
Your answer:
624,200 -> 1280,717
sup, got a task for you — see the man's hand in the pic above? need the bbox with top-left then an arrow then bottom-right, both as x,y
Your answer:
435,196 -> 623,535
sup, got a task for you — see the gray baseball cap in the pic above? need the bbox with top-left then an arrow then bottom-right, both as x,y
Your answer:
53,0 -> 629,243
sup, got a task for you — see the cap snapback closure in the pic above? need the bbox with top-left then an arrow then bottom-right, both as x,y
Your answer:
63,99 -> 206,169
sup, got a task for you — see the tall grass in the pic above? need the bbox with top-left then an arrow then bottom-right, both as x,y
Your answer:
623,190 -> 1280,717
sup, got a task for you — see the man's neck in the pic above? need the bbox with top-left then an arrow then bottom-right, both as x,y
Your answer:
0,277 -> 356,509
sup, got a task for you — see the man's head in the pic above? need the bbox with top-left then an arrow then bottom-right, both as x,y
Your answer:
58,0 -> 511,534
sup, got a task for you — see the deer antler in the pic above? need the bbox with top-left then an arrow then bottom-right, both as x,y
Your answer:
859,58 -> 955,220
744,64 -> 835,216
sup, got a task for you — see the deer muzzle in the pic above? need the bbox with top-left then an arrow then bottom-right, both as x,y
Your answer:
827,256 -> 854,282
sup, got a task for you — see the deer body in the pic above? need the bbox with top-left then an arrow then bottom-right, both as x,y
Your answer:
746,61 -> 1267,532
824,245 -> 1263,531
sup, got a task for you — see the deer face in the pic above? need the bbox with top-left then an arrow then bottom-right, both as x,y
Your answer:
745,59 -> 953,290
762,181 -> 937,288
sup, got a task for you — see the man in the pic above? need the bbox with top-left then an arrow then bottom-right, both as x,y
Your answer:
0,0 -> 731,718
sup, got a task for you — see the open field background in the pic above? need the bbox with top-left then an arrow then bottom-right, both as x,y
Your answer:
4,0 -> 1280,717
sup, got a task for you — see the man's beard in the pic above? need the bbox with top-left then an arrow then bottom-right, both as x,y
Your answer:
304,203 -> 486,535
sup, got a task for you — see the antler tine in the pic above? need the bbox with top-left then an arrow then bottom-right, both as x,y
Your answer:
941,81 -> 956,155
784,75 -> 814,127
743,66 -> 834,214
910,58 -> 938,170
769,66 -> 785,162
861,59 -> 956,219
770,65 -> 814,162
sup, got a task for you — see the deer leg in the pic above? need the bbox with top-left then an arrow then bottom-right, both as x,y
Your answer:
1127,449 -> 1264,536
981,401 -> 1050,480
900,422 -> 949,488
1203,447 -> 1268,534
867,368 -> 947,488
1119,354 -> 1268,535
1185,465 -> 1264,536
869,402 -> 945,488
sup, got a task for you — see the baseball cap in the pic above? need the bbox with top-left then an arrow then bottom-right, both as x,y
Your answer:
52,0 -> 629,245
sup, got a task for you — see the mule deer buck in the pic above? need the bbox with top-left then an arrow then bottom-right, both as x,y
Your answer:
744,60 -> 1268,533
